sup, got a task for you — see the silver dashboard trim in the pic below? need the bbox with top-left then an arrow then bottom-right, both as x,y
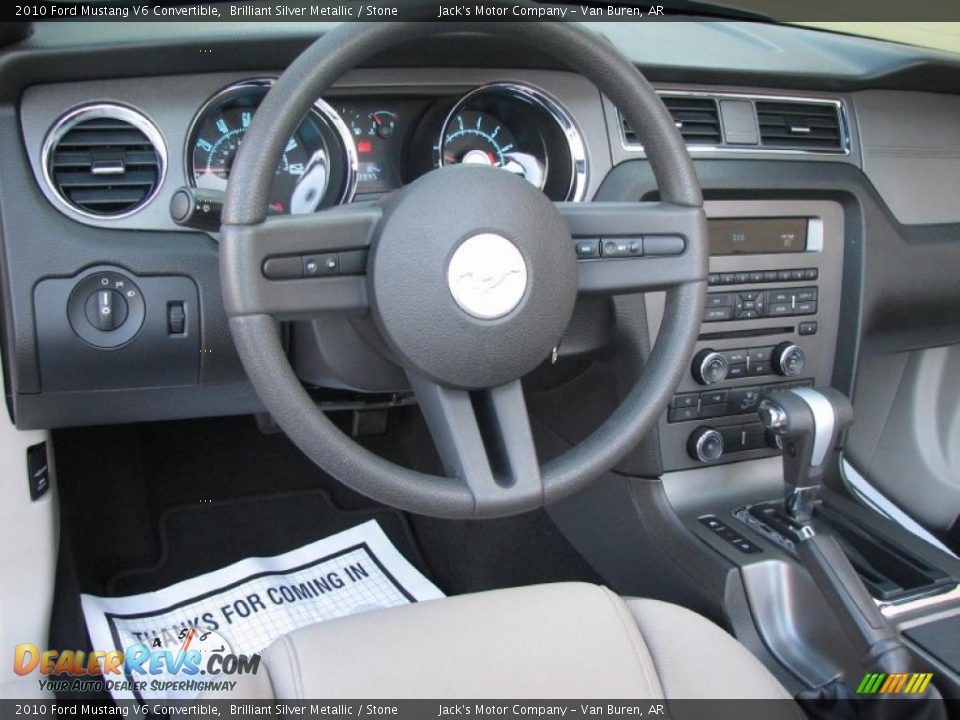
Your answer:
620,90 -> 852,157
438,82 -> 589,203
877,584 -> 960,620
41,102 -> 168,221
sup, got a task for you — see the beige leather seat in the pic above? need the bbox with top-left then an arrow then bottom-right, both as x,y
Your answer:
216,583 -> 802,712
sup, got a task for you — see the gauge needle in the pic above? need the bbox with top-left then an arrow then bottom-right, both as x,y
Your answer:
501,159 -> 526,175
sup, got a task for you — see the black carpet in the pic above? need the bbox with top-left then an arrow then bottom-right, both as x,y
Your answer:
106,489 -> 427,596
51,410 -> 602,621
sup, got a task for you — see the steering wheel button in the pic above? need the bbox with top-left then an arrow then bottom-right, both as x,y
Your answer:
262,256 -> 303,280
643,235 -> 685,256
303,254 -> 339,276
574,239 -> 601,258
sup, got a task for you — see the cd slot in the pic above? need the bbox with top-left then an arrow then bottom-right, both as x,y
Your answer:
700,326 -> 794,341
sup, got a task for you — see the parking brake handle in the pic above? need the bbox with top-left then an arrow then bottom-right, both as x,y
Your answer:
759,387 -> 911,678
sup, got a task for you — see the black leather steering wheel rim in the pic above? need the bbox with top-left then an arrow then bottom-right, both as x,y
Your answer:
220,21 -> 707,519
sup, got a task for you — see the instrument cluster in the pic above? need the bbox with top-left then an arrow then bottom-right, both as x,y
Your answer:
185,80 -> 588,214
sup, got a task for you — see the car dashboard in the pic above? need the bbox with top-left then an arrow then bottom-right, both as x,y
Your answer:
2,21 -> 960,480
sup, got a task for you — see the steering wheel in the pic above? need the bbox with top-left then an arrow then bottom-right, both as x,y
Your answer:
220,22 -> 707,519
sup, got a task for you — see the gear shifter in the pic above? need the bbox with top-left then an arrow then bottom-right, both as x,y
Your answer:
759,386 -> 853,524
759,387 -> 912,679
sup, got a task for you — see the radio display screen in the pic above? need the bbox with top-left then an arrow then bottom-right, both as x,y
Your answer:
708,217 -> 809,255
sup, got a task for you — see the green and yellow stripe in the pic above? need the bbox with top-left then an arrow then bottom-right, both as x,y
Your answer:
857,672 -> 933,694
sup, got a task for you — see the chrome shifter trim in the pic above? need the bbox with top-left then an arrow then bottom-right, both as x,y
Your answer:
791,387 -> 835,468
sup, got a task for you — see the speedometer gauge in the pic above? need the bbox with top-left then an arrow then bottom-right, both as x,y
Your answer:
441,111 -> 546,188
188,79 -> 357,214
437,83 -> 588,202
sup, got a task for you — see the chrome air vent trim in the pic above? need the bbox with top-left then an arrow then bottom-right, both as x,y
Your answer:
42,103 -> 167,220
619,90 -> 850,157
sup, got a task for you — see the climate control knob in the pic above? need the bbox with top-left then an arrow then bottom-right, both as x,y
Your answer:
772,342 -> 806,377
688,427 -> 724,463
692,349 -> 729,385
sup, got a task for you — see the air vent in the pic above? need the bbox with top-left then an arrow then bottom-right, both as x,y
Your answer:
43,104 -> 165,218
622,95 -> 721,146
756,100 -> 844,152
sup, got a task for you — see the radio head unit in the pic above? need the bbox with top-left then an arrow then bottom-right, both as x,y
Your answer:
708,217 -> 809,255
648,201 -> 843,472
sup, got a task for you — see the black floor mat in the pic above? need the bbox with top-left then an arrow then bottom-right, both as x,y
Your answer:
106,489 -> 428,596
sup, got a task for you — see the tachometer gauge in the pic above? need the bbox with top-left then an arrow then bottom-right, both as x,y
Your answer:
188,79 -> 356,215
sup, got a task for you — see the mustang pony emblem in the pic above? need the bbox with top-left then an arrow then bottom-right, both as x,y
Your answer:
447,234 -> 529,320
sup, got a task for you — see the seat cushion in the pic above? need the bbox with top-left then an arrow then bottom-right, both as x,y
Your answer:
216,582 -> 800,710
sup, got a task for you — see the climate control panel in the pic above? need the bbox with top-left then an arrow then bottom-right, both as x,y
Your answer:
690,342 -> 806,388
648,198 -> 844,471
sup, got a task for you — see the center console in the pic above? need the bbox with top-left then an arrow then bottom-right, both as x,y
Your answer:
647,200 -> 844,471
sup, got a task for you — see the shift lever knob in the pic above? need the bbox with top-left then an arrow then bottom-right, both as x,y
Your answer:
759,387 -> 853,522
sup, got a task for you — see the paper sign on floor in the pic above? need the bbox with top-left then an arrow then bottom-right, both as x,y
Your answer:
80,520 -> 444,702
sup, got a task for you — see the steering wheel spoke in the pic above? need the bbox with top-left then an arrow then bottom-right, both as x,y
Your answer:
407,372 -> 543,516
221,21 -> 708,518
557,201 -> 708,294
219,202 -> 381,319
